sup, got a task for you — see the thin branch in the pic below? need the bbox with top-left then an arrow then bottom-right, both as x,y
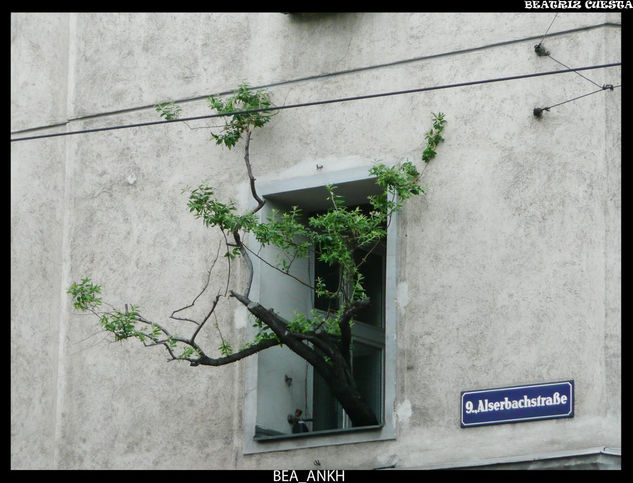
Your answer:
135,317 -> 210,363
231,129 -> 267,298
232,229 -> 253,298
135,315 -> 173,337
170,239 -> 223,324
221,230 -> 232,297
168,292 -> 202,323
191,293 -> 222,344
212,311 -> 225,343
229,290 -> 334,381
193,337 -> 280,366
338,298 -> 370,364
355,236 -> 385,270
242,242 -> 315,290
243,130 -> 266,215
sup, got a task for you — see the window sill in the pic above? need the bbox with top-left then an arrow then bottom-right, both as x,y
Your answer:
244,422 -> 393,454
253,424 -> 384,442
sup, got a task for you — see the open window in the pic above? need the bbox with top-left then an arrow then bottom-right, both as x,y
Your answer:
311,209 -> 385,432
242,166 -> 397,452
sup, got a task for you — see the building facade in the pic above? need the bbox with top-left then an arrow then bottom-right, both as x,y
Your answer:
11,12 -> 621,470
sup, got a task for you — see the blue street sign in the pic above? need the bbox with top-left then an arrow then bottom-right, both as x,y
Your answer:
461,380 -> 574,427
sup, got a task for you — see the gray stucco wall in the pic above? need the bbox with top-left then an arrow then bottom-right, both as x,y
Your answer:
11,12 -> 620,469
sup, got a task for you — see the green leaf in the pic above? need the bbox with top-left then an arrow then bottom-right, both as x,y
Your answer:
155,101 -> 182,121
206,82 -> 276,149
67,277 -> 102,311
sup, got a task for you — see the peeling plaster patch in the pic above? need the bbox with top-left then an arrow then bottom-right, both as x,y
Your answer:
233,305 -> 248,329
396,399 -> 413,425
396,281 -> 409,312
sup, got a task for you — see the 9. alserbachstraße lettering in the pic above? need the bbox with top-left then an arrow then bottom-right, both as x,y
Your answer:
464,392 -> 569,414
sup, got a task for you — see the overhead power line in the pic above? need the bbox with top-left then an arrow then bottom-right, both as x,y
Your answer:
537,13 -> 559,47
547,55 -> 604,89
534,15 -> 604,91
12,20 -> 619,135
533,83 -> 620,118
530,14 -> 619,118
10,62 -> 621,143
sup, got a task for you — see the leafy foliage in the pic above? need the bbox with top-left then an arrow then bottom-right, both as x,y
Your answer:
67,278 -> 102,311
187,184 -> 257,233
155,101 -> 182,121
218,339 -> 233,356
241,314 -> 280,350
180,158 -> 432,336
99,306 -> 140,341
422,112 -> 447,163
208,82 -> 275,148
69,82 -> 447,384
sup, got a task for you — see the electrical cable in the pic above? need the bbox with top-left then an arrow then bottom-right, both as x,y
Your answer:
10,21 -> 620,137
10,62 -> 621,143
530,13 -> 619,118
538,13 -> 559,48
533,83 -> 620,118
534,13 -> 604,89
546,55 -> 604,89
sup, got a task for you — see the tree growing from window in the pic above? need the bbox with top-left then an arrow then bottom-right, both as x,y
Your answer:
68,83 -> 446,428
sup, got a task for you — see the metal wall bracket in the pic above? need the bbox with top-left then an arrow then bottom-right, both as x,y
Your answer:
534,43 -> 550,57
533,107 -> 550,118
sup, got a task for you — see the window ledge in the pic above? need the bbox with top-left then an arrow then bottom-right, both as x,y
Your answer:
244,422 -> 394,454
253,424 -> 384,442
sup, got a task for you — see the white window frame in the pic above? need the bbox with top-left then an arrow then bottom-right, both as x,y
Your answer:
242,165 -> 398,454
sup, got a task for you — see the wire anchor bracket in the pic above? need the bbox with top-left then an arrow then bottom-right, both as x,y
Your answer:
534,43 -> 550,57
533,107 -> 550,118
